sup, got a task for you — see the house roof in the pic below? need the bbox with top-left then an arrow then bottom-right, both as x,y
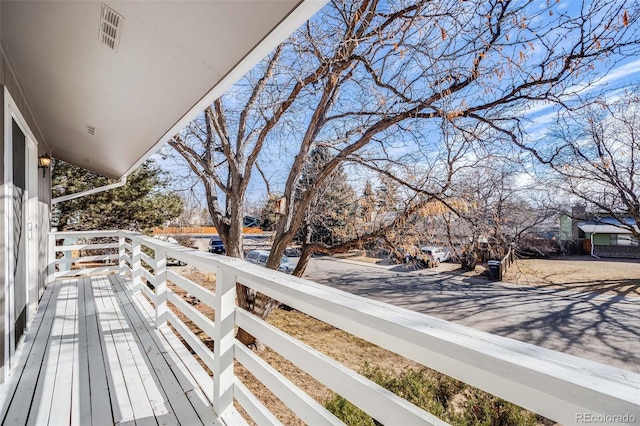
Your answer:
578,217 -> 639,234
1,0 -> 326,179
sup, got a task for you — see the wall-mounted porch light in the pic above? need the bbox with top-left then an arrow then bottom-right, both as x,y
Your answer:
38,153 -> 52,177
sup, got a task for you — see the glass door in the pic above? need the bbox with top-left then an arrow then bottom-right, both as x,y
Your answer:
11,118 -> 27,348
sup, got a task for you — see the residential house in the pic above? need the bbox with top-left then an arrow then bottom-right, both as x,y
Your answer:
578,217 -> 640,258
560,206 -> 639,258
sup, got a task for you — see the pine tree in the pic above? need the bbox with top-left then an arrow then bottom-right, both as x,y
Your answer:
296,146 -> 356,246
360,180 -> 376,222
52,159 -> 183,233
376,175 -> 401,212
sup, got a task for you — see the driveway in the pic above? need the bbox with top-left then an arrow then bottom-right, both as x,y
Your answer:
302,257 -> 640,372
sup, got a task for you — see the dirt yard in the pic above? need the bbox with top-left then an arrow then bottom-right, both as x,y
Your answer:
502,255 -> 640,298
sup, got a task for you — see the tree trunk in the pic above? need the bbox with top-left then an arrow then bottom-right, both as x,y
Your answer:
234,283 -> 279,348
266,234 -> 292,270
223,198 -> 244,257
225,190 -> 284,348
210,191 -> 272,347
293,244 -> 314,277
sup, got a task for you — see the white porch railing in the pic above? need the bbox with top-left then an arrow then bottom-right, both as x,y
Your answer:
48,230 -> 640,425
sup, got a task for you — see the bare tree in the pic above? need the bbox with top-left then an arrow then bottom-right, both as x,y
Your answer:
542,87 -> 640,237
169,0 -> 640,346
446,163 -> 556,267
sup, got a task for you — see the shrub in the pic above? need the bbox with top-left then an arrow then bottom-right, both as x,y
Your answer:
324,364 -> 539,426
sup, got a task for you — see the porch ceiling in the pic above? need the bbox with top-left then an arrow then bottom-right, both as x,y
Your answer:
1,0 -> 324,179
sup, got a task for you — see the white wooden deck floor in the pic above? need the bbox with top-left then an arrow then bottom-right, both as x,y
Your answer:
0,275 -> 219,426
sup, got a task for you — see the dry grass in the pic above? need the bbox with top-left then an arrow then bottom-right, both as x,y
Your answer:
332,252 -> 382,264
503,256 -> 640,298
231,308 -> 425,425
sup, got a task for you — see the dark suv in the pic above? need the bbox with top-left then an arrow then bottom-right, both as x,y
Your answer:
208,238 -> 225,254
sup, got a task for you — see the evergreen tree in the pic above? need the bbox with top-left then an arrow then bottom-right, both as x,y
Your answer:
52,159 -> 183,233
376,175 -> 401,212
360,180 -> 376,222
296,146 -> 356,246
258,195 -> 281,232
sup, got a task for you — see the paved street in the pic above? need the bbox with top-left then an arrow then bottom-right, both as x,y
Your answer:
302,257 -> 640,372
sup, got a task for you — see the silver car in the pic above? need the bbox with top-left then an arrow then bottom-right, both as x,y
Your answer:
245,249 -> 294,274
420,246 -> 450,263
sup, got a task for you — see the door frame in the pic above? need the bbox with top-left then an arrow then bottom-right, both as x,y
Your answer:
3,87 -> 39,381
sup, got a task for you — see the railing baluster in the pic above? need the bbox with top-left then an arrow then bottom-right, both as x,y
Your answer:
47,232 -> 56,284
213,267 -> 236,417
131,239 -> 142,293
154,247 -> 167,328
118,234 -> 126,276
61,237 -> 75,273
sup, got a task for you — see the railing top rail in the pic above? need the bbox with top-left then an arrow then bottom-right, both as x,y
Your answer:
50,230 -> 121,238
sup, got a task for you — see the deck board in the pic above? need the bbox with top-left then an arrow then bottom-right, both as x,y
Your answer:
92,275 -> 137,424
94,275 -> 158,424
29,277 -> 72,424
99,276 -> 178,425
111,276 -> 207,425
126,282 -> 218,424
74,277 -> 90,425
49,277 -> 79,425
81,276 -> 114,426
0,280 -> 60,425
0,274 -> 218,426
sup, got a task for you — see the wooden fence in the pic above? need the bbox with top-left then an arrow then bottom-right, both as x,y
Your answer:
498,246 -> 515,281
152,226 -> 265,235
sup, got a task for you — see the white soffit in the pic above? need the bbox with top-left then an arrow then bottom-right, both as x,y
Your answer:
1,0 -> 326,179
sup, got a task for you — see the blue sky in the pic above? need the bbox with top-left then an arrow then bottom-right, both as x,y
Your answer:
157,0 -> 640,210
525,56 -> 640,142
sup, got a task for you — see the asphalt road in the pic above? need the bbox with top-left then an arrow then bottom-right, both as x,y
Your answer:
302,257 -> 640,372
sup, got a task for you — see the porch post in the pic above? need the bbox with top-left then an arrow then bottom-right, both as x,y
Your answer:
154,247 -> 167,328
212,267 -> 236,416
131,239 -> 142,293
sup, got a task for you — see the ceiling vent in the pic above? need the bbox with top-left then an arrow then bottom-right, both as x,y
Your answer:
99,4 -> 124,51
87,125 -> 96,136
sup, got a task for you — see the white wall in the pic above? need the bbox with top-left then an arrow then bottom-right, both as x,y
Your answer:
0,26 -> 51,382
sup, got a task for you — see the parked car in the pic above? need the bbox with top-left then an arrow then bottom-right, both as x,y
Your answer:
208,238 -> 225,254
245,249 -> 294,274
420,246 -> 450,263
